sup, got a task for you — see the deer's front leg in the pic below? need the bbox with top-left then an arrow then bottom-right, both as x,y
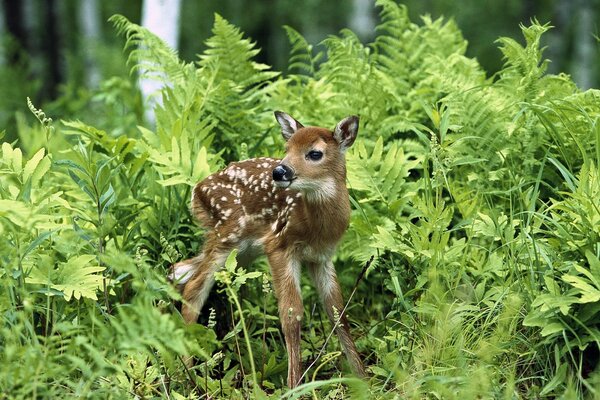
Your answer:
267,250 -> 303,388
308,261 -> 366,378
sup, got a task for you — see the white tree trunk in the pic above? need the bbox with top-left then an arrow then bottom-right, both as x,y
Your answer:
350,0 -> 376,41
79,0 -> 101,88
140,0 -> 182,126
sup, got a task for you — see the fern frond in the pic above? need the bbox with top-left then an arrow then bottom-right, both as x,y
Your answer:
347,137 -> 423,214
318,30 -> 389,128
109,14 -> 190,84
369,0 -> 473,139
284,25 -> 323,76
198,14 -> 278,88
495,21 -> 554,101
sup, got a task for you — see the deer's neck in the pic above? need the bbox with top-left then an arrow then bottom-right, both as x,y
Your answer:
296,181 -> 350,247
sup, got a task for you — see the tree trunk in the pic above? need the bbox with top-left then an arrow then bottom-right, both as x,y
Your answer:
79,0 -> 102,88
547,0 -> 572,75
3,0 -> 26,64
42,0 -> 61,99
350,0 -> 376,42
140,0 -> 182,126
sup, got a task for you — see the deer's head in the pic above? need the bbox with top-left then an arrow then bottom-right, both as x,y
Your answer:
272,111 -> 359,200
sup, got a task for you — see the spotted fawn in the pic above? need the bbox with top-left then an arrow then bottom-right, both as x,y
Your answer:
170,111 -> 365,387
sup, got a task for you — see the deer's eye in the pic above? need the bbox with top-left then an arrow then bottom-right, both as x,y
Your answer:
306,150 -> 323,161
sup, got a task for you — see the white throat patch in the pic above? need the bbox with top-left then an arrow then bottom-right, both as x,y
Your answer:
302,176 -> 337,203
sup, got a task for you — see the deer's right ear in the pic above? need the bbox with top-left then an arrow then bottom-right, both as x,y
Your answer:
333,115 -> 359,152
275,111 -> 304,141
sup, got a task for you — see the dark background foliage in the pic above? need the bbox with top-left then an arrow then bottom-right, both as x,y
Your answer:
2,0 -> 598,102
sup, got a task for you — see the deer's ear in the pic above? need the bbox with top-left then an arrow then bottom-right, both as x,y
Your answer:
333,115 -> 359,152
274,111 -> 304,141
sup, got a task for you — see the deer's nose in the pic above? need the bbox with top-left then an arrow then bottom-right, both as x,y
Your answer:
273,164 -> 294,182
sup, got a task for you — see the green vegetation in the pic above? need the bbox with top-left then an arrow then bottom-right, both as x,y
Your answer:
1,1 -> 599,398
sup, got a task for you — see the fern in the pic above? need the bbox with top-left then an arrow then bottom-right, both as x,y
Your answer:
25,255 -> 105,301
110,14 -> 190,85
347,137 -> 422,213
318,29 -> 389,130
341,137 -> 423,263
371,0 -> 471,137
198,14 -> 278,87
284,25 -> 323,76
3,5 -> 600,398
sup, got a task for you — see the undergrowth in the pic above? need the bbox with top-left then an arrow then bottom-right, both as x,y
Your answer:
1,1 -> 599,398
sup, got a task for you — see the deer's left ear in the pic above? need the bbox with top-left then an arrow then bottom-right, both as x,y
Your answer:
275,111 -> 304,141
333,115 -> 359,152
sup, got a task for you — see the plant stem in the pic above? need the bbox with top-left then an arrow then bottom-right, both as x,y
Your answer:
227,286 -> 259,393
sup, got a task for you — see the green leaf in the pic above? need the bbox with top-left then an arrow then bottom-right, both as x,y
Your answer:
225,249 -> 238,273
562,274 -> 600,303
540,322 -> 565,337
26,255 -> 105,301
12,147 -> 23,174
22,229 -> 58,259
99,184 -> 116,216
31,157 -> 51,186
22,148 -> 45,183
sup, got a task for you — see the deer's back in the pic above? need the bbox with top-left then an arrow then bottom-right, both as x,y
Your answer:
191,158 -> 302,243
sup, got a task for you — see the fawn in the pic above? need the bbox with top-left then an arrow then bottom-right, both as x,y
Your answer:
170,111 -> 366,387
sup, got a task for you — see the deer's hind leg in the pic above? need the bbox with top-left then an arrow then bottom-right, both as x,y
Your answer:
180,238 -> 231,324
170,254 -> 204,287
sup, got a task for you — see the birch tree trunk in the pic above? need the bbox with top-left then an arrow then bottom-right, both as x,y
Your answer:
140,0 -> 182,126
350,0 -> 376,41
79,0 -> 101,88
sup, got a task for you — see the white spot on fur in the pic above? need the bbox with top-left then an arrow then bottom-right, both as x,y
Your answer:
227,233 -> 238,241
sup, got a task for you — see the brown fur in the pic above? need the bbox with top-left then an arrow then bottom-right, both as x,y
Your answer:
171,113 -> 365,387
